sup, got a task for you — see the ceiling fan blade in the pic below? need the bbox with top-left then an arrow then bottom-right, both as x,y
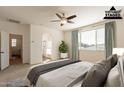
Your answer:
67,20 -> 75,24
51,20 -> 61,22
60,23 -> 64,26
67,15 -> 77,20
62,13 -> 65,16
56,13 -> 62,19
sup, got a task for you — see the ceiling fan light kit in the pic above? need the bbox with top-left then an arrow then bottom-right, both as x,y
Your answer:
61,19 -> 67,24
51,13 -> 77,26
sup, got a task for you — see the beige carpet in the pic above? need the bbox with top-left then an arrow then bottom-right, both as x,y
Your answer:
0,64 -> 32,86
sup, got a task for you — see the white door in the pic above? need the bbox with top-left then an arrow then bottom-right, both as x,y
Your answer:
30,28 -> 42,64
0,31 -> 9,70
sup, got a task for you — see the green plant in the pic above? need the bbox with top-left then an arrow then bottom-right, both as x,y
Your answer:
59,41 -> 68,53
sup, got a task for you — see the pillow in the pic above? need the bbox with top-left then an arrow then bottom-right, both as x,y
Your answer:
81,60 -> 111,87
118,56 -> 124,87
81,54 -> 118,87
104,64 -> 120,87
111,54 -> 118,67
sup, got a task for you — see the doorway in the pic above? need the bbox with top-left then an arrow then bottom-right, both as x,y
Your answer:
9,34 -> 23,65
42,33 -> 52,63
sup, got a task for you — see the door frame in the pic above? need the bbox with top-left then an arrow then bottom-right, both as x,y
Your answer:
9,34 -> 23,65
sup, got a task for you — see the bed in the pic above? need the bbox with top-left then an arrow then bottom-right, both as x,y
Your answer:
36,61 -> 93,87
27,55 -> 124,87
27,59 -> 93,87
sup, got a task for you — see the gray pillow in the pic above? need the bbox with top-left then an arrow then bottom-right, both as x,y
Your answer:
81,54 -> 118,87
111,54 -> 118,67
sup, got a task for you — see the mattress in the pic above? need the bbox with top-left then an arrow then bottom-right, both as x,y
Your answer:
36,61 -> 93,87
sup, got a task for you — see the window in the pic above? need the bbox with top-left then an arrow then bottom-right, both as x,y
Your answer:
46,41 -> 52,55
12,39 -> 17,47
79,28 -> 105,50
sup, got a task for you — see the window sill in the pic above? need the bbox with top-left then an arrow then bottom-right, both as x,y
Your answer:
79,48 -> 105,52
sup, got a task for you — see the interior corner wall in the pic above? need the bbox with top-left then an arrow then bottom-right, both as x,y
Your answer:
0,21 -> 30,64
30,24 -> 64,64
116,19 -> 124,48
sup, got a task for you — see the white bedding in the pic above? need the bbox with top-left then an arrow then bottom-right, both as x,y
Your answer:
36,61 -> 93,87
72,81 -> 83,87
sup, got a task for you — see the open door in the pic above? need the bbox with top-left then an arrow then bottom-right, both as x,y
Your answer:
9,34 -> 23,65
0,31 -> 9,70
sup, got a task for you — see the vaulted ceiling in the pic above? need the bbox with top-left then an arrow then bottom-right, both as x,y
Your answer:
0,6 -> 124,31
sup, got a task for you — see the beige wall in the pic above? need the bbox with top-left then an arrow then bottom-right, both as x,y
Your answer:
64,19 -> 124,63
116,20 -> 124,48
79,50 -> 105,62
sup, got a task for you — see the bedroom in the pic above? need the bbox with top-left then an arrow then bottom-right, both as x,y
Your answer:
0,6 -> 124,87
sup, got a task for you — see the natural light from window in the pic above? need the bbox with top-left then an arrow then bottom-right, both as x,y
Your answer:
12,39 -> 17,47
79,28 -> 105,50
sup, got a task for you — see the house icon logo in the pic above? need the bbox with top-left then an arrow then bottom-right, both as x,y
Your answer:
104,6 -> 122,19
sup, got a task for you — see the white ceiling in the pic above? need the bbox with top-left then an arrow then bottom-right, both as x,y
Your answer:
0,6 -> 124,31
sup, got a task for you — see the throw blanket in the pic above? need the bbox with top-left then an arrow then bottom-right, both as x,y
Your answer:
36,62 -> 93,87
27,59 -> 81,86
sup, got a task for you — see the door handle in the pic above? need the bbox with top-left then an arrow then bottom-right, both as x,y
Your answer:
0,52 -> 4,53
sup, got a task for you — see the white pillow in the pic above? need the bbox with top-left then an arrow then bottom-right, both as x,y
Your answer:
104,64 -> 120,87
118,56 -> 124,87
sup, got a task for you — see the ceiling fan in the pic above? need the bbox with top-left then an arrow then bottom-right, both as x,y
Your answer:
51,13 -> 77,26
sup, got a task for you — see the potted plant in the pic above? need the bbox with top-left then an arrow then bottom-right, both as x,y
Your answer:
59,41 -> 68,59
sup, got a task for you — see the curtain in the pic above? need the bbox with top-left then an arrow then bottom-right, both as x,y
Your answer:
105,21 -> 116,59
72,30 -> 79,61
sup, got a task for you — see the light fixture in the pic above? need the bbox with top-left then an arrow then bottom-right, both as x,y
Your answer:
61,19 -> 67,24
